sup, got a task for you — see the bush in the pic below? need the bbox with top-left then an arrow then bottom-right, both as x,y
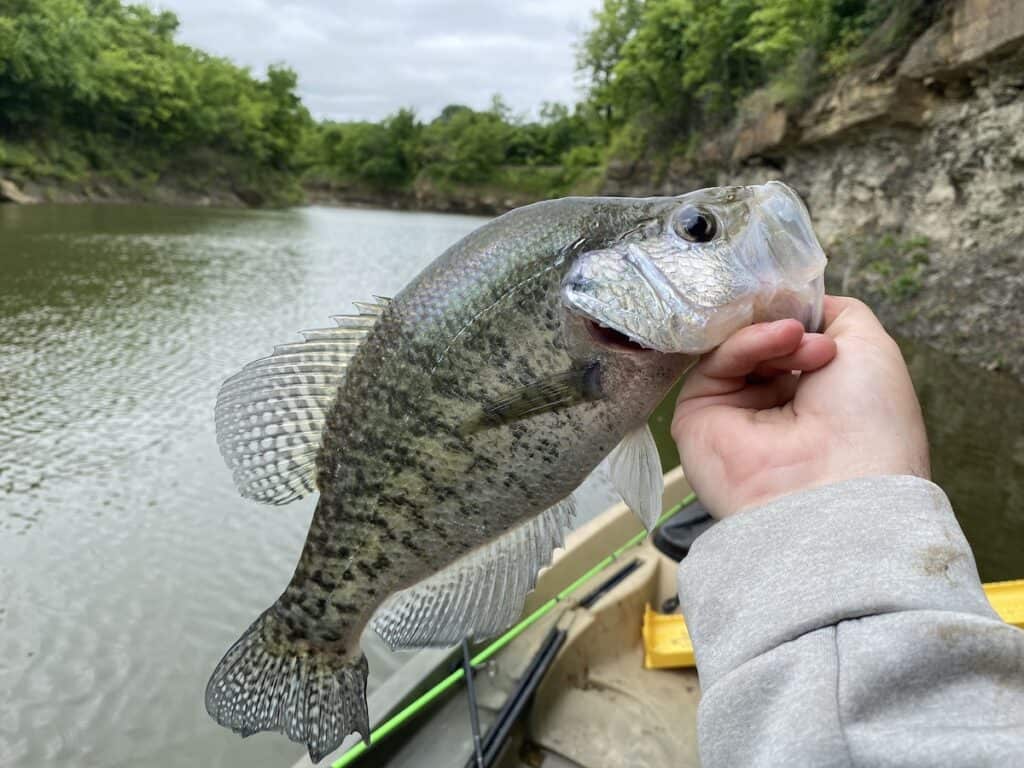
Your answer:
0,0 -> 312,199
577,0 -> 936,151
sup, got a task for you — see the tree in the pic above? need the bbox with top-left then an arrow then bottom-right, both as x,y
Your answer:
577,0 -> 642,132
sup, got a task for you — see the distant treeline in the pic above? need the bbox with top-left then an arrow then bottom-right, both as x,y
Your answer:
311,0 -> 931,200
305,99 -> 605,201
0,0 -> 932,205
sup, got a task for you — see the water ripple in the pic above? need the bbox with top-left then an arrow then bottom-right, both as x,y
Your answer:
2,203 -> 1021,768
1,205 -> 483,768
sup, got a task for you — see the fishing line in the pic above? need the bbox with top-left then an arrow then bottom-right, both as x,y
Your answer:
331,491 -> 698,768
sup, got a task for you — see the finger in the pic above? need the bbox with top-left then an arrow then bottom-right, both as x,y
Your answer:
700,319 -> 805,379
823,295 -> 888,338
821,295 -> 907,364
677,333 -> 832,423
822,294 -> 864,326
751,333 -> 837,377
676,374 -> 800,420
679,319 -> 805,403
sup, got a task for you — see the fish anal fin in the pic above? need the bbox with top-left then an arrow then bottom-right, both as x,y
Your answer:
369,496 -> 576,649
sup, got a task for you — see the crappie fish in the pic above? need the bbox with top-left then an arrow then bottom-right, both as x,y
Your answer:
206,181 -> 826,761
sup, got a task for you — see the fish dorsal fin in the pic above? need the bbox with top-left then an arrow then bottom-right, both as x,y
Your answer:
214,297 -> 391,505
370,496 -> 576,649
606,423 -> 664,531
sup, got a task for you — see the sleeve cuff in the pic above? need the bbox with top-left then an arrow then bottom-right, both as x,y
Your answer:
677,475 -> 998,689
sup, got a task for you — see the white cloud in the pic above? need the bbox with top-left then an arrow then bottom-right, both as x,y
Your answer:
147,0 -> 601,121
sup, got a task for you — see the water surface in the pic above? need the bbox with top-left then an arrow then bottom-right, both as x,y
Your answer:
1,204 -> 1021,768
1,204 -> 488,768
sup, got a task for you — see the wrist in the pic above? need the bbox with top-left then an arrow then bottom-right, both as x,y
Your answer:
677,475 -> 991,688
702,454 -> 931,520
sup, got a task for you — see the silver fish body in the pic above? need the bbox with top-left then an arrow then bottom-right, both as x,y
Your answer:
206,183 -> 827,761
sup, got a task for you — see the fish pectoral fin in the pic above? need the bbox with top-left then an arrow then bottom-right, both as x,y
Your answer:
460,363 -> 603,435
214,296 -> 391,505
369,496 -> 576,649
606,423 -> 664,531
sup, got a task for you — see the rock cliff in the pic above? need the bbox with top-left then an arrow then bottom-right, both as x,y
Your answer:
604,0 -> 1024,381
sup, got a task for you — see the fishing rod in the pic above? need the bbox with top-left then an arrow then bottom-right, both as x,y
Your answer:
331,491 -> 698,768
462,557 -> 642,768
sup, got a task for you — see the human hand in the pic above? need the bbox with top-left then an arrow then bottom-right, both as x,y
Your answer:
671,296 -> 930,518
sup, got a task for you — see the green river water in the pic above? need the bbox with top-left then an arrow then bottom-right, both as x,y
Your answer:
1,204 -> 1022,768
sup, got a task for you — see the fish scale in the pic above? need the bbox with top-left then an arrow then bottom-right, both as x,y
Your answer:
205,186 -> 828,761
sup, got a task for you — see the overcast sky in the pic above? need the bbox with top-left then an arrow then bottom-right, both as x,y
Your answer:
148,0 -> 602,122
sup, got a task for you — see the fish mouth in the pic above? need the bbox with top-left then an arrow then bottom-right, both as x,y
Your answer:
583,318 -> 658,353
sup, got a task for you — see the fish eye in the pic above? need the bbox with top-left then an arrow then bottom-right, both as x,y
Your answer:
673,207 -> 718,243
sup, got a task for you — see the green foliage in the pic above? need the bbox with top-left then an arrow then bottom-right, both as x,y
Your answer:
861,233 -> 932,301
580,0 -> 933,159
0,0 -> 603,206
1,0 -> 935,209
419,106 -> 512,183
577,0 -> 643,135
606,121 -> 650,162
315,110 -> 419,188
0,0 -> 312,203
305,98 -> 603,198
739,0 -> 829,70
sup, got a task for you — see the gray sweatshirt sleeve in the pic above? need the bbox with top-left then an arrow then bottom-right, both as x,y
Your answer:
676,475 -> 1024,768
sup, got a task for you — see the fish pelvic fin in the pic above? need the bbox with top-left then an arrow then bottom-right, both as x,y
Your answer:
606,423 -> 664,531
205,607 -> 370,763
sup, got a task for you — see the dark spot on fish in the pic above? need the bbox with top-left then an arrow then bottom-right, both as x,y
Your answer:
312,598 -> 327,619
474,454 -> 498,471
401,532 -> 423,554
311,570 -> 337,592
317,543 -> 349,561
581,361 -> 602,399
380,492 -> 413,509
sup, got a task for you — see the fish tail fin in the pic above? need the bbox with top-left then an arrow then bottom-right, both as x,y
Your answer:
205,607 -> 370,763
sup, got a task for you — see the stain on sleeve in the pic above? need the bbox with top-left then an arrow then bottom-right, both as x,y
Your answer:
917,543 -> 967,581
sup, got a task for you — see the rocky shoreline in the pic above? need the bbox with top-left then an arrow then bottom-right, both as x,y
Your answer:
0,175 -> 266,208
0,171 -> 521,215
303,177 -> 533,217
602,0 -> 1024,383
